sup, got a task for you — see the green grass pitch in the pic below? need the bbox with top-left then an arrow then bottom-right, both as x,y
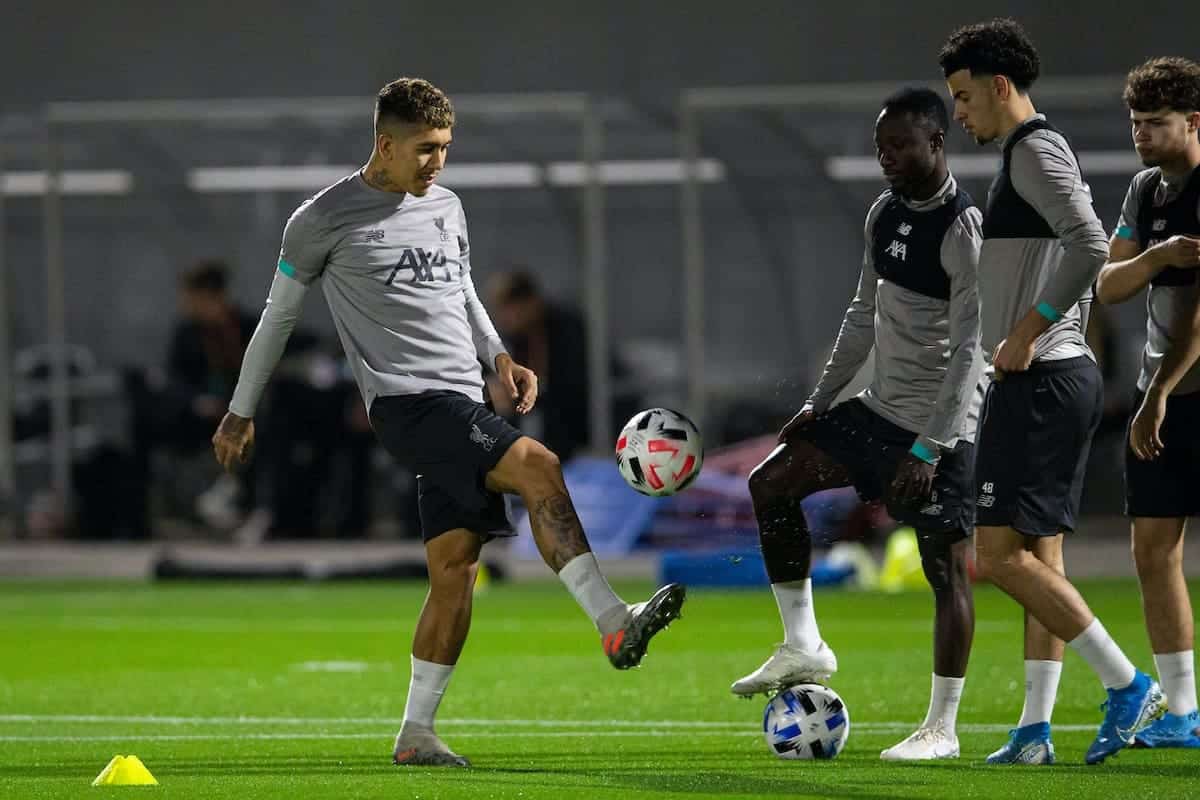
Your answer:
0,578 -> 1195,799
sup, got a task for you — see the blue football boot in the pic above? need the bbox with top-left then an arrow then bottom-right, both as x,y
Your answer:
1085,670 -> 1166,764
985,722 -> 1056,765
1133,710 -> 1200,749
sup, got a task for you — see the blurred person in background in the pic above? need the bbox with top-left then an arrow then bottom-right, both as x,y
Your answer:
487,269 -> 642,459
487,270 -> 590,460
1097,56 -> 1200,748
163,260 -> 258,529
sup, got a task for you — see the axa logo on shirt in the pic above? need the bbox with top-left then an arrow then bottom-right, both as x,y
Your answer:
885,240 -> 908,261
384,247 -> 453,284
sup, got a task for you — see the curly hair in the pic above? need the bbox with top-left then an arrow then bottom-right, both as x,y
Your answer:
938,18 -> 1040,91
375,77 -> 455,129
1124,57 -> 1200,113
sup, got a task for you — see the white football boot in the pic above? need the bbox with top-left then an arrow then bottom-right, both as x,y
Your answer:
730,641 -> 838,696
880,723 -> 960,760
392,722 -> 470,767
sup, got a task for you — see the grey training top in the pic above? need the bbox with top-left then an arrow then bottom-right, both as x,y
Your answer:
978,114 -> 1108,367
1115,165 -> 1200,395
229,173 -> 507,417
808,174 -> 985,453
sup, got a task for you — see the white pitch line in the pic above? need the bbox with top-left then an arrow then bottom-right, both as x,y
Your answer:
0,731 -> 762,743
0,615 -> 1018,635
0,714 -> 1099,734
0,714 -> 760,730
0,714 -> 745,728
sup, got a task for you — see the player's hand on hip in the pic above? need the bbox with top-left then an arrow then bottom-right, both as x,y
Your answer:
778,406 -> 815,442
891,453 -> 936,503
212,411 -> 255,473
1154,235 -> 1200,269
496,354 -> 538,414
992,337 -> 1035,379
1129,390 -> 1166,461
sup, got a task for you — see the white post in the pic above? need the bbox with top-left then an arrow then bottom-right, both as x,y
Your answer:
581,99 -> 611,453
0,132 -> 13,536
679,99 -> 706,427
43,122 -> 72,509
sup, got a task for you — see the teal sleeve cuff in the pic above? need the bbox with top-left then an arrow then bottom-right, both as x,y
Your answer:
1035,302 -> 1061,323
278,259 -> 297,279
910,441 -> 938,464
1116,224 -> 1134,240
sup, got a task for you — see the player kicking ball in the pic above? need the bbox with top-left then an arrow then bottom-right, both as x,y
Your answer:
212,77 -> 685,768
730,88 -> 985,761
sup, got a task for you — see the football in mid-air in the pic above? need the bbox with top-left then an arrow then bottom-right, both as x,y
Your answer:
614,408 -> 703,497
763,684 -> 850,760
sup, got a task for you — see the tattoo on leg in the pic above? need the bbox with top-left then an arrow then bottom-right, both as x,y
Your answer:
531,493 -> 590,570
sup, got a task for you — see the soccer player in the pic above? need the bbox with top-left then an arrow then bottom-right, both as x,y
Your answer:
939,18 -> 1164,765
1096,56 -> 1200,748
730,88 -> 984,761
210,78 -> 686,768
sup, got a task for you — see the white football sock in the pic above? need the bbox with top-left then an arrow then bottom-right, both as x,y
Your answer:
772,578 -> 822,651
921,673 -> 964,732
557,553 -> 626,634
402,656 -> 455,730
1154,650 -> 1198,715
1017,659 -> 1062,727
1068,618 -> 1137,690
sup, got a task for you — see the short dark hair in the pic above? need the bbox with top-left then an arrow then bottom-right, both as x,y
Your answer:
1124,57 -> 1200,113
881,87 -> 949,133
492,270 -> 541,305
375,77 -> 455,130
938,18 -> 1041,91
181,259 -> 228,293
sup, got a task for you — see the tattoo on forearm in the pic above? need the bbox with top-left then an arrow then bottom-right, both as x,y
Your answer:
530,493 -> 590,571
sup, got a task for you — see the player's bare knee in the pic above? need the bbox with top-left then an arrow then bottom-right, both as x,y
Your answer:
927,553 -> 970,598
1132,534 -> 1182,578
748,458 -> 781,500
975,546 -> 1028,586
429,555 -> 479,593
749,450 -> 808,502
918,541 -> 954,594
505,439 -> 562,494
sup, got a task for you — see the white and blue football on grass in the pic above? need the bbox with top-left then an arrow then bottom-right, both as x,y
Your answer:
763,684 -> 850,760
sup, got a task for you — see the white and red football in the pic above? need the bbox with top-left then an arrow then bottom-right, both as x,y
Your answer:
614,408 -> 704,497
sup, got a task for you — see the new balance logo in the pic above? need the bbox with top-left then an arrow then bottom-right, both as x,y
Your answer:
1153,219 -> 1167,232
897,222 -> 913,236
885,240 -> 908,261
470,424 -> 497,452
364,229 -> 386,242
977,481 -> 995,508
